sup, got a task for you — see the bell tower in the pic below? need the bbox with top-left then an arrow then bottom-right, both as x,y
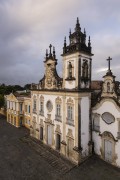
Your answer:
62,18 -> 93,90
39,44 -> 62,90
101,57 -> 117,98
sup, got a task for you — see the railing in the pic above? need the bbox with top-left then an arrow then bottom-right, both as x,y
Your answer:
93,125 -> 100,132
66,118 -> 74,126
33,109 -> 37,114
117,132 -> 120,139
19,111 -> 23,115
39,110 -> 44,116
55,115 -> 62,122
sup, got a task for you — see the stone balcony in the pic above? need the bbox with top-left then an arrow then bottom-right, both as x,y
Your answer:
33,109 -> 37,114
39,110 -> 44,116
66,118 -> 74,126
55,115 -> 62,122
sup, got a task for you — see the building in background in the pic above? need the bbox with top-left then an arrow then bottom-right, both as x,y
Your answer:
6,92 -> 31,129
24,96 -> 31,129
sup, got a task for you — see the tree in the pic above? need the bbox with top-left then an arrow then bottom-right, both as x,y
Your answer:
0,94 -> 4,108
24,84 -> 31,90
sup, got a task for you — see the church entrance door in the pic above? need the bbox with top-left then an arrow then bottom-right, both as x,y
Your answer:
104,139 -> 112,162
40,127 -> 43,140
47,125 -> 52,145
20,117 -> 23,127
56,134 -> 61,151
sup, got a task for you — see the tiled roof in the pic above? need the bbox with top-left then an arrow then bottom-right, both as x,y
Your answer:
91,81 -> 102,90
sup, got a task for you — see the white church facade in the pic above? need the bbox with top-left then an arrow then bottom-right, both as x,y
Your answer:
92,58 -> 120,167
30,18 -> 93,164
30,18 -> 120,167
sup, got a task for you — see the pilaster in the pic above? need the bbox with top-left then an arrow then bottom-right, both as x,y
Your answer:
60,95 -> 66,155
74,96 -> 81,149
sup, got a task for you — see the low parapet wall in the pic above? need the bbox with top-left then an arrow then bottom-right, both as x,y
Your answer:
0,108 -> 7,116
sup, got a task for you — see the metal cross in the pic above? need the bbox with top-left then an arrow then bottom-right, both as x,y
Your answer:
107,56 -> 112,71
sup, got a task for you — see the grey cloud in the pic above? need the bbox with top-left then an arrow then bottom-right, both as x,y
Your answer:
0,0 -> 120,85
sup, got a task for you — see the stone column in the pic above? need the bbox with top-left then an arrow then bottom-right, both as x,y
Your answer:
73,96 -> 82,164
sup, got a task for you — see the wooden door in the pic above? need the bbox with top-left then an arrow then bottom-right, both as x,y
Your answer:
104,140 -> 112,162
56,134 -> 61,150
40,127 -> 43,140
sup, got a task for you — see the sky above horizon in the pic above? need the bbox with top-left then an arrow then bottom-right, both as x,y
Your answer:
0,0 -> 120,86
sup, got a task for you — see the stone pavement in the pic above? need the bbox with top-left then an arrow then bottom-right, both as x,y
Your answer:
21,135 -> 76,175
0,114 -> 120,180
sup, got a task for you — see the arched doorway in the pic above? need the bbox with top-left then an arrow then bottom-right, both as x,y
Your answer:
56,134 -> 61,151
104,139 -> 112,162
102,131 -> 115,163
40,127 -> 43,140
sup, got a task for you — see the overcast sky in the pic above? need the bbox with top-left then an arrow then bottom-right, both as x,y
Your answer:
0,0 -> 120,86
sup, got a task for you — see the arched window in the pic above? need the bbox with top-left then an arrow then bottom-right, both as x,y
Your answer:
107,82 -> 110,92
55,97 -> 62,122
82,60 -> 88,78
93,113 -> 100,132
67,103 -> 74,126
68,62 -> 72,78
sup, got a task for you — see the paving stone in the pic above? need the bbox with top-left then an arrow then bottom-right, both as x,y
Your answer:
0,114 -> 120,180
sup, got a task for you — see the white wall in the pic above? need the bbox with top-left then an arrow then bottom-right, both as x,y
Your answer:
93,101 -> 120,138
92,131 -> 101,155
81,96 -> 90,156
92,99 -> 120,167
116,141 -> 120,167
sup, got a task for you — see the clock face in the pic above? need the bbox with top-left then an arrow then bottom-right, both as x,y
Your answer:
46,100 -> 53,112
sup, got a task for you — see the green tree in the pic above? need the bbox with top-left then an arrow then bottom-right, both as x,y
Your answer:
0,94 -> 4,108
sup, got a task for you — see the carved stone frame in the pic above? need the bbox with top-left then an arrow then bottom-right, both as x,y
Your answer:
101,131 -> 117,165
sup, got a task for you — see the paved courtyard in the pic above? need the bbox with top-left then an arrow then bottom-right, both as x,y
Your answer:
0,115 -> 120,180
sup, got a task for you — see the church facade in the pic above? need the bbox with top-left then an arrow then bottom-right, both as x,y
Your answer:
29,18 -> 120,167
92,58 -> 120,167
30,18 -> 93,164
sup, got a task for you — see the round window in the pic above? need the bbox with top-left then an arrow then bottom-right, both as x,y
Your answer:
46,100 -> 53,112
101,112 -> 115,124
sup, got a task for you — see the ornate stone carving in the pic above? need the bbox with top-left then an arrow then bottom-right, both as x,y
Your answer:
55,125 -> 61,133
67,129 -> 74,138
67,97 -> 74,104
55,97 -> 62,103
46,101 -> 53,112
40,95 -> 44,101
40,119 -> 44,126
46,63 -> 55,87
32,116 -> 36,123
102,131 -> 115,140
